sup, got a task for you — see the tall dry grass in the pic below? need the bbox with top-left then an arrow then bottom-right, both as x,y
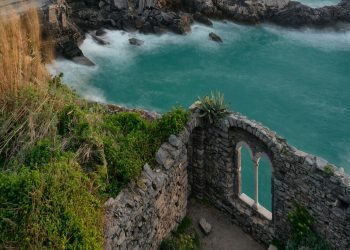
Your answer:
0,7 -> 51,99
0,7 -> 60,167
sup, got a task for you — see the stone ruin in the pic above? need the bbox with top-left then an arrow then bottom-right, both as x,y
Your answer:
104,111 -> 350,249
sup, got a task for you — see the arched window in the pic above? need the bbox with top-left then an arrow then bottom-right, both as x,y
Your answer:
236,142 -> 272,220
257,154 -> 272,212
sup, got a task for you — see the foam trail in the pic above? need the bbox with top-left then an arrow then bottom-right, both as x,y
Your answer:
264,25 -> 350,51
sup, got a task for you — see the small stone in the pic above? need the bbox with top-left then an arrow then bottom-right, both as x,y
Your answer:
169,135 -> 181,147
129,38 -> 144,46
199,217 -> 212,235
209,32 -> 223,43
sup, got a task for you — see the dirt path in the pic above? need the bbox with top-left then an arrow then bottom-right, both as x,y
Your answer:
187,199 -> 265,250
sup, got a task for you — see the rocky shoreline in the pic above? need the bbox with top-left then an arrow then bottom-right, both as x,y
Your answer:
36,0 -> 350,62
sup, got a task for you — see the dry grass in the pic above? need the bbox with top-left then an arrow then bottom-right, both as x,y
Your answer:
0,7 -> 50,99
0,7 -> 59,167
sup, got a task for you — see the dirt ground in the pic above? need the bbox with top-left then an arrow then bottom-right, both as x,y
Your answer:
187,199 -> 265,250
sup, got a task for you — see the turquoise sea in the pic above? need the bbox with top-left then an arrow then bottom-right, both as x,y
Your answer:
49,6 -> 350,209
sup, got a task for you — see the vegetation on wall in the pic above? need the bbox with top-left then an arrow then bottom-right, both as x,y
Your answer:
194,91 -> 229,124
160,216 -> 200,250
276,205 -> 331,250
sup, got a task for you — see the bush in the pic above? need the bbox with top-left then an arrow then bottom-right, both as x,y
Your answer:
24,139 -> 62,168
0,157 -> 103,249
196,91 -> 229,124
103,112 -> 147,134
153,107 -> 189,142
103,108 -> 189,196
287,205 -> 314,238
58,104 -> 91,139
285,205 -> 331,250
160,217 -> 200,250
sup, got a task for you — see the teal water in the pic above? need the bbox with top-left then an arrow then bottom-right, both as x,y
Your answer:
50,21 -> 350,209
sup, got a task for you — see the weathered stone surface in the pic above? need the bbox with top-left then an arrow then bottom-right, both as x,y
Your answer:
199,217 -> 212,234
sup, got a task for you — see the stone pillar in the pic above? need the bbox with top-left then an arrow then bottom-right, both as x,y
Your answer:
234,146 -> 242,196
190,128 -> 205,199
253,159 -> 259,209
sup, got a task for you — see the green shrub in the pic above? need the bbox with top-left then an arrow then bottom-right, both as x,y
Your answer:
287,205 -> 314,238
58,104 -> 90,139
24,139 -> 62,168
153,107 -> 189,142
160,234 -> 198,250
0,157 -> 104,249
286,231 -> 331,250
285,205 -> 331,250
176,216 -> 192,235
103,112 -> 147,134
324,164 -> 335,176
160,217 -> 199,250
196,91 -> 229,124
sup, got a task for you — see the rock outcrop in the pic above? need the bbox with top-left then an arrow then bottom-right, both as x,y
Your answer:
21,0 -> 350,62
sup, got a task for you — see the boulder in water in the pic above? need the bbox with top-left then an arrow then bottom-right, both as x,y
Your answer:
129,38 -> 144,46
91,33 -> 110,45
209,32 -> 223,43
95,28 -> 107,36
72,56 -> 96,66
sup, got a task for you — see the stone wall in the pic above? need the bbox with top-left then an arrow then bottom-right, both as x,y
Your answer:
104,133 -> 190,250
188,112 -> 350,249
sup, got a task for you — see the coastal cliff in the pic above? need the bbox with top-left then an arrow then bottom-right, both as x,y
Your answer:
23,0 -> 350,59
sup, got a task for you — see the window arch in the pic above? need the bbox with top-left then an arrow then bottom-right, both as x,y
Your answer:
236,142 -> 272,220
255,153 -> 273,213
237,142 -> 255,200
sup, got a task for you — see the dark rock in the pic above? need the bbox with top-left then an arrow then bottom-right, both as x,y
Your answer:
209,32 -> 222,43
135,16 -> 146,29
72,56 -> 96,66
95,28 -> 107,36
193,13 -> 213,26
90,33 -> 110,45
170,13 -> 192,34
141,21 -> 153,33
153,25 -> 167,34
129,38 -> 144,46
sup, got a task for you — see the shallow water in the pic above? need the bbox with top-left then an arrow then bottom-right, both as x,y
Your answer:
49,21 -> 350,209
299,0 -> 339,7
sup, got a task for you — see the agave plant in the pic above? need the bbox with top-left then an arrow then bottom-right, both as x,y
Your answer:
196,91 -> 229,124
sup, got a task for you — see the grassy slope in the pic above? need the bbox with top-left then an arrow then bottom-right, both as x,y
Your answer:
0,9 -> 189,249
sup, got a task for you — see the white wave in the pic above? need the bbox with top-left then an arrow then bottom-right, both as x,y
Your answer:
47,59 -> 106,103
80,21 -> 243,63
264,24 -> 350,51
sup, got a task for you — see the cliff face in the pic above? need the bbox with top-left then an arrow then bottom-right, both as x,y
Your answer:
33,0 -> 350,60
40,0 -> 85,59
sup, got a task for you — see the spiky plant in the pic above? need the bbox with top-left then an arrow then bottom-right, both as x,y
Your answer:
196,91 -> 229,124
